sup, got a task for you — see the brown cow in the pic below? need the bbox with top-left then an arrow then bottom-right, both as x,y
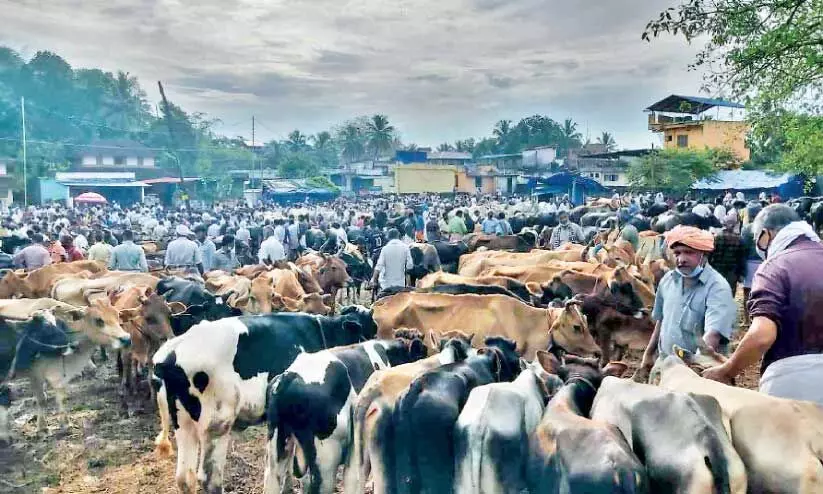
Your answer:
458,248 -> 584,277
0,260 -> 107,298
243,269 -> 330,314
110,286 -> 178,404
51,272 -> 160,306
296,253 -> 351,310
464,233 -> 530,252
373,292 -> 599,359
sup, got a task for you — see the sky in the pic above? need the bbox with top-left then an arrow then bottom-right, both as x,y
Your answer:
1,0 -> 706,150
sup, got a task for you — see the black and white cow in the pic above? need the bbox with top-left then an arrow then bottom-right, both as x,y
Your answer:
156,276 -> 241,335
527,354 -> 645,493
389,337 -> 521,494
152,305 -> 377,494
590,375 -> 747,493
0,313 -> 72,443
453,355 -> 565,493
264,335 -> 427,494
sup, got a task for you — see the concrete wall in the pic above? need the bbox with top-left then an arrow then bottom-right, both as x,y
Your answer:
662,120 -> 750,161
395,164 -> 457,194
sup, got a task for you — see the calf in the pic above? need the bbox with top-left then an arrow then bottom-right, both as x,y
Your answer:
346,331 -> 475,494
390,337 -> 521,494
454,355 -> 566,494
527,354 -> 645,493
0,313 -> 71,442
0,298 -> 131,431
408,243 -> 441,286
654,351 -> 823,493
152,305 -> 377,494
578,284 -> 653,366
264,335 -> 428,494
0,260 -> 107,298
590,375 -> 747,493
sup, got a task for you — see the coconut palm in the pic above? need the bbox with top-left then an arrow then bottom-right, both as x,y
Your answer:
437,143 -> 455,152
338,123 -> 365,164
365,114 -> 396,159
597,131 -> 617,152
286,130 -> 308,152
559,118 -> 583,156
311,131 -> 332,150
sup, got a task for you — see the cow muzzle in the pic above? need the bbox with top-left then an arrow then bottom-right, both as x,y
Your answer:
113,335 -> 132,349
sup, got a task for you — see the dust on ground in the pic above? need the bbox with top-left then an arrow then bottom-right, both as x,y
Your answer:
0,291 -> 760,493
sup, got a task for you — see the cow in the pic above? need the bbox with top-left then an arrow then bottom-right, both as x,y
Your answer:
527,353 -> 645,493
407,243 -> 441,286
204,274 -> 254,312
51,272 -> 160,306
0,313 -> 72,443
653,349 -> 823,493
417,271 -> 536,304
0,298 -> 130,431
419,283 -> 526,302
578,289 -> 654,366
389,337 -> 521,494
590,375 -> 747,493
453,354 -> 566,494
339,243 -> 373,304
110,286 -> 179,404
346,331 -> 475,494
373,292 -> 600,360
0,260 -> 107,298
430,240 -> 468,273
296,253 -> 352,311
264,335 -> 428,494
463,234 -> 531,252
156,276 -> 242,335
244,269 -> 331,315
458,248 -> 584,277
152,305 -> 377,494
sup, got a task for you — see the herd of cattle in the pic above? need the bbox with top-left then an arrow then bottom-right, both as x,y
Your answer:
1,217 -> 822,494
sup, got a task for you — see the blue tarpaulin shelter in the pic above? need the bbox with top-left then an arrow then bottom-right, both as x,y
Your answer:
530,173 -> 610,205
262,179 -> 339,204
691,170 -> 803,198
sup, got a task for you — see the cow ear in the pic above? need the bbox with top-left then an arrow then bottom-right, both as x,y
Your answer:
342,320 -> 362,336
409,338 -> 427,358
536,350 -> 562,375
427,330 -> 441,351
525,282 -> 542,296
167,301 -> 188,316
602,361 -> 628,378
519,358 -> 528,372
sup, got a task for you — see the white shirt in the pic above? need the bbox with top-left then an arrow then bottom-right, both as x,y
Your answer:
258,236 -> 286,263
692,203 -> 712,218
236,227 -> 251,243
207,223 -> 221,238
375,239 -> 413,289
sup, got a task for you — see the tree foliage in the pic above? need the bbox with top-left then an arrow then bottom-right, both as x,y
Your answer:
643,0 -> 823,109
628,148 -> 719,193
597,131 -> 617,152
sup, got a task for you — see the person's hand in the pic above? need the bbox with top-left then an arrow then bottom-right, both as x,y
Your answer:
702,363 -> 734,384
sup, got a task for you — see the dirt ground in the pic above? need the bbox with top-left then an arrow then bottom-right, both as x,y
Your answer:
0,293 -> 761,494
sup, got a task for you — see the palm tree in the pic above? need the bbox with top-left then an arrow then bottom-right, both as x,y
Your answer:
493,120 -> 513,149
437,143 -> 455,152
560,118 -> 583,156
311,131 -> 332,150
287,130 -> 308,152
338,123 -> 365,164
365,114 -> 396,159
597,131 -> 617,152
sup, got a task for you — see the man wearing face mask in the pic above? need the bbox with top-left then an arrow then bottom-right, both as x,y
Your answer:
702,205 -> 823,404
549,211 -> 585,249
640,225 -> 736,371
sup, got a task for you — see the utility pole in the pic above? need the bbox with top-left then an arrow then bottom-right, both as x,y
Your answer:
157,81 -> 189,208
251,116 -> 256,189
21,96 -> 27,206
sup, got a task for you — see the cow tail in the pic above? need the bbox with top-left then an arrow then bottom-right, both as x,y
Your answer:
350,394 -> 375,491
393,385 -> 423,494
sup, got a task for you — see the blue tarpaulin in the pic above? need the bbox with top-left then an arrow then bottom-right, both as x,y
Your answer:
691,170 -> 803,198
530,173 -> 610,205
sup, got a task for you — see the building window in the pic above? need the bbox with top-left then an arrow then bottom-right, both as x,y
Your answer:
677,135 -> 688,148
594,173 -> 600,179
114,156 -> 125,165
666,135 -> 673,142
474,176 -> 482,188
605,174 -> 619,182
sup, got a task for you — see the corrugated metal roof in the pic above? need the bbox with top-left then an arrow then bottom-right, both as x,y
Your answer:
691,170 -> 796,190
427,151 -> 472,161
646,95 -> 745,114
60,181 -> 149,187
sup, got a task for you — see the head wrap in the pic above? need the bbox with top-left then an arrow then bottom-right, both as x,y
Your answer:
176,224 -> 193,236
723,212 -> 738,229
665,225 -> 714,252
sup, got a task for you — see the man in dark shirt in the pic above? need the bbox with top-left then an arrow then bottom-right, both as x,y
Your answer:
708,215 -> 746,294
703,205 -> 823,404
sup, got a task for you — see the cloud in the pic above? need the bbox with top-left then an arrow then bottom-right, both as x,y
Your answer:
0,0 -> 703,148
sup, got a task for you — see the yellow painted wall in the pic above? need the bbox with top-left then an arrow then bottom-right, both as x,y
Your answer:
394,164 -> 457,194
661,120 -> 750,161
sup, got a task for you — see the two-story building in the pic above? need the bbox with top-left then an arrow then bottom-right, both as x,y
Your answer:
646,94 -> 750,161
577,149 -> 651,190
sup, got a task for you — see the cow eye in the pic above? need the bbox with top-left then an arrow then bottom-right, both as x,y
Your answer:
145,316 -> 157,324
573,325 -> 582,333
95,318 -> 105,327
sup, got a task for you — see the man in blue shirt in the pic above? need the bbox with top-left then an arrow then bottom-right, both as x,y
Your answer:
640,225 -> 736,370
481,211 -> 498,234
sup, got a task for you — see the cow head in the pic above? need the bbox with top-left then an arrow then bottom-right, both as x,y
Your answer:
529,351 -> 566,401
301,293 -> 331,315
339,304 -> 377,339
56,300 -> 131,349
140,293 -> 175,341
547,302 -> 601,358
0,271 -> 29,299
316,257 -> 351,292
478,336 -> 521,382
648,343 -> 730,385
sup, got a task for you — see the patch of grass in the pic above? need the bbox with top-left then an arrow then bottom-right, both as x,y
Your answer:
87,457 -> 108,469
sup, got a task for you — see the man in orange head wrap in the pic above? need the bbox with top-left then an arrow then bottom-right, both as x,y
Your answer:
639,225 -> 737,372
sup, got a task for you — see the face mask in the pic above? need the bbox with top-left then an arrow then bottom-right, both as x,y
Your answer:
676,254 -> 705,278
560,219 -> 569,226
755,230 -> 770,260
